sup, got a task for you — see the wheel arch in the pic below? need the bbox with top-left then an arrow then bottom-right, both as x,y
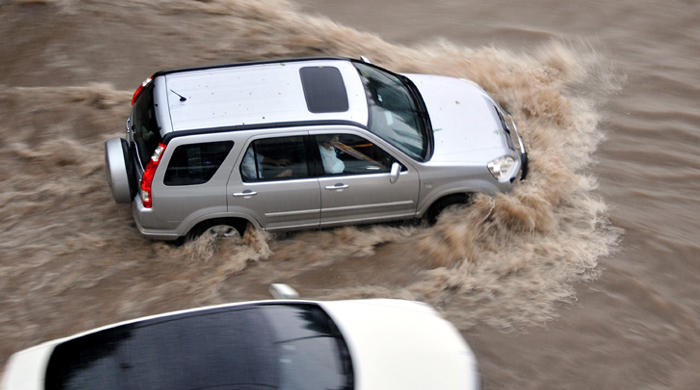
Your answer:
422,192 -> 473,224
185,217 -> 252,240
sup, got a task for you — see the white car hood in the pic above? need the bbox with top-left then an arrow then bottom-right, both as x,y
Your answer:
2,340 -> 60,390
405,74 -> 508,164
320,299 -> 479,390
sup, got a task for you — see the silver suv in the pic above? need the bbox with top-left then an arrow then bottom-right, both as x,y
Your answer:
105,57 -> 527,241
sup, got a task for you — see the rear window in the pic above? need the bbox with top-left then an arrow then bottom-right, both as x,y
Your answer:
163,141 -> 234,186
131,83 -> 162,169
241,136 -> 309,182
44,303 -> 353,390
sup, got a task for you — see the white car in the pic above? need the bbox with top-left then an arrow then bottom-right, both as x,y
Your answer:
2,298 -> 479,390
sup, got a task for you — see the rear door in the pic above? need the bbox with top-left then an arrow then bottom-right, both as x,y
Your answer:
227,133 -> 321,230
151,135 -> 235,227
312,132 -> 420,226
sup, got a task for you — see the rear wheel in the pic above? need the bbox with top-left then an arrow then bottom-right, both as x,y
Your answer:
187,218 -> 247,241
204,224 -> 240,238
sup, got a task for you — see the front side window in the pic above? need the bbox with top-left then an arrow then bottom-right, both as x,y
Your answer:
241,136 -> 309,181
315,134 -> 397,176
353,62 -> 428,160
131,83 -> 162,169
163,141 -> 233,186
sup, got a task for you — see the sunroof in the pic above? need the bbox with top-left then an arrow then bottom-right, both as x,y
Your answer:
299,66 -> 349,113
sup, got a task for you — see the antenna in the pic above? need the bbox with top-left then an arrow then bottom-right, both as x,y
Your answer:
169,89 -> 187,102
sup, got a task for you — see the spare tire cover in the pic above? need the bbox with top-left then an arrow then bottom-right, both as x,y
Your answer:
105,138 -> 136,204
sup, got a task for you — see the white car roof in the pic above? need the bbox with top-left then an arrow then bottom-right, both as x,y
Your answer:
159,59 -> 369,133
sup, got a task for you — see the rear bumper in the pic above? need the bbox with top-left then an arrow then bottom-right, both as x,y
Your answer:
131,199 -> 181,241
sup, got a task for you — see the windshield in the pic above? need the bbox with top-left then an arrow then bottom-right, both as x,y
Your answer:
261,305 -> 354,390
131,83 -> 162,169
44,303 -> 353,390
353,62 -> 429,160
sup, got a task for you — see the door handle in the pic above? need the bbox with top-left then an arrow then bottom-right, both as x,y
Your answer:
325,183 -> 349,190
233,190 -> 257,197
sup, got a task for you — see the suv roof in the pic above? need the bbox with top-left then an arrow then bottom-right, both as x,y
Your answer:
152,58 -> 369,136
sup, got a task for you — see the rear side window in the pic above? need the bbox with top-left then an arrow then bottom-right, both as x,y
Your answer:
164,141 -> 233,186
131,83 -> 162,169
240,136 -> 309,182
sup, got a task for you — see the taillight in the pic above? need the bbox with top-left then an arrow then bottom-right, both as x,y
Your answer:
140,143 -> 166,208
131,76 -> 153,105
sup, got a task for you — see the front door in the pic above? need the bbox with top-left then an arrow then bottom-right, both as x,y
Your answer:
313,133 -> 420,226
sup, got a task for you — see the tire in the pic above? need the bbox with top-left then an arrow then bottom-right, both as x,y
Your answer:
104,138 -> 137,203
187,218 -> 247,241
425,193 -> 470,225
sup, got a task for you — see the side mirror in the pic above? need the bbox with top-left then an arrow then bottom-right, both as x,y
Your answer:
269,283 -> 300,299
390,162 -> 401,183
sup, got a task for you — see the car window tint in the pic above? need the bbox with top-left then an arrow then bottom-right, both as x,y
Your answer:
44,303 -> 353,390
259,305 -> 354,390
163,141 -> 233,186
315,134 -> 396,176
299,66 -> 349,113
353,62 -> 426,160
240,136 -> 308,182
45,306 -> 280,390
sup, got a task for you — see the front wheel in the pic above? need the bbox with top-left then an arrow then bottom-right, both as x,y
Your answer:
425,193 -> 471,225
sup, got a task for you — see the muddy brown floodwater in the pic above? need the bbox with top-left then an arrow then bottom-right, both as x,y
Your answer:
1,0 -> 700,389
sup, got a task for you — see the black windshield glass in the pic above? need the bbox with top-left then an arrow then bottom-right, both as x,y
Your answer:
353,62 -> 428,160
45,303 -> 353,390
260,305 -> 354,390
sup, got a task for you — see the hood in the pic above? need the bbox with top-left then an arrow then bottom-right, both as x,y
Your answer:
2,340 -> 61,390
405,74 -> 508,164
319,299 -> 479,390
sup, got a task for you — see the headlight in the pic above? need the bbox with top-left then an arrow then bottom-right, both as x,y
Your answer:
487,156 -> 515,180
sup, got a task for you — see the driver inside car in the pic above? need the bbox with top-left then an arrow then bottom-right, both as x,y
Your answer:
317,134 -> 345,174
